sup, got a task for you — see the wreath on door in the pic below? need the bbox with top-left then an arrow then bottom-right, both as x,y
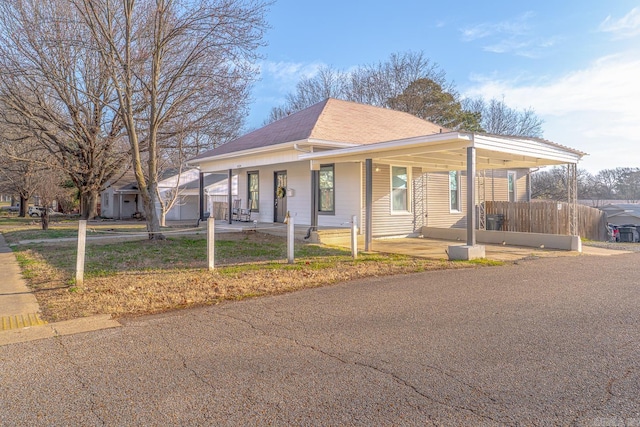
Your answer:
276,186 -> 286,198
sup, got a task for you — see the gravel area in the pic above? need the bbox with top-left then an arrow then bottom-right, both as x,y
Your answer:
583,240 -> 640,251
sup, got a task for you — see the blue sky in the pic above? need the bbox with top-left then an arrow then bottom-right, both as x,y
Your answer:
247,1 -> 640,173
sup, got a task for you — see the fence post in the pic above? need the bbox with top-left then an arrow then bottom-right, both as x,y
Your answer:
76,220 -> 86,286
207,217 -> 215,270
287,214 -> 294,264
351,215 -> 358,259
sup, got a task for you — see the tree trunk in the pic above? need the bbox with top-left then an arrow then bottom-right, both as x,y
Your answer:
19,195 -> 27,217
81,191 -> 99,220
142,182 -> 164,240
160,210 -> 166,227
41,209 -> 49,230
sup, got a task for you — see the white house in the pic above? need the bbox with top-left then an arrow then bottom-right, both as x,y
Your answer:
186,98 -> 586,258
157,170 -> 236,221
101,177 -> 144,220
101,171 -> 236,220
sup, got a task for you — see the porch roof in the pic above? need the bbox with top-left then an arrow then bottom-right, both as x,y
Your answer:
299,132 -> 586,172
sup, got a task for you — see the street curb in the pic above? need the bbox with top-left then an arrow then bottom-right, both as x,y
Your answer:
0,314 -> 121,346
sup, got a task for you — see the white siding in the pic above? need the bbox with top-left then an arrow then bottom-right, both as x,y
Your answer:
359,163 -> 421,237
320,162 -> 361,227
231,161 -> 359,227
426,171 -> 467,228
426,168 -> 531,229
101,189 -> 116,218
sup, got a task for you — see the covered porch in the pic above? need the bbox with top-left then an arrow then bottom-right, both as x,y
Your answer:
300,132 -> 586,260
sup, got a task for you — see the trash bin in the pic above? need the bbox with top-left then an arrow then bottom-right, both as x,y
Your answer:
618,226 -> 638,242
486,214 -> 504,231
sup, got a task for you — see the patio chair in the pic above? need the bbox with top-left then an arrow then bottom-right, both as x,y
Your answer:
230,199 -> 241,221
237,199 -> 252,222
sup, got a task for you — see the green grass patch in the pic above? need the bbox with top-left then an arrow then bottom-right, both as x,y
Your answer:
10,234 -> 355,280
6,230 -> 507,322
455,258 -> 505,266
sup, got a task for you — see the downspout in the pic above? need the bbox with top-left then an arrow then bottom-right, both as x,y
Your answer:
199,171 -> 205,221
227,169 -> 233,225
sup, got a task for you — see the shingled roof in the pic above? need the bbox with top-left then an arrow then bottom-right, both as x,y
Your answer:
190,98 -> 445,161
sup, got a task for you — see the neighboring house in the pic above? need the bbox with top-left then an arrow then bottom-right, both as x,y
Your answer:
101,170 -> 236,220
600,203 -> 640,226
101,178 -> 145,219
579,199 -> 637,208
158,170 -> 236,221
186,98 -> 585,247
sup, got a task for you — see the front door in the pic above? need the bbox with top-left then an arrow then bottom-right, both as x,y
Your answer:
274,171 -> 287,223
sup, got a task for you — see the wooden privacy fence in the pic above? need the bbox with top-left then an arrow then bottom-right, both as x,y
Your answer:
484,201 -> 608,241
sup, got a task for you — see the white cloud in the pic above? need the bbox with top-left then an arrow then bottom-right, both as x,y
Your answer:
460,11 -> 535,42
464,53 -> 640,172
465,54 -> 640,119
460,12 -> 557,57
599,7 -> 640,38
259,60 -> 325,88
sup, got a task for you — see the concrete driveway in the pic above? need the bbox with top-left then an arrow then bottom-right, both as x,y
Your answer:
1,253 -> 639,425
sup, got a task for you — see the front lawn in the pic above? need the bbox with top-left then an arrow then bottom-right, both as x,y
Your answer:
3,218 -> 494,322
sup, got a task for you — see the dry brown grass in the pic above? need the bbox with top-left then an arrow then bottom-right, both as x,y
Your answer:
12,231 -> 483,322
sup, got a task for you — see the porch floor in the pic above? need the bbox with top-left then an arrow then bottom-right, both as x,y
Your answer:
320,234 -> 624,261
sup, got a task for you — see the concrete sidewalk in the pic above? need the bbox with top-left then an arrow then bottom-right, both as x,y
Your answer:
0,234 -> 120,346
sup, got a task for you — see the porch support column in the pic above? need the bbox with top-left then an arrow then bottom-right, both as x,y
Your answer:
466,146 -> 476,246
310,169 -> 319,233
365,159 -> 373,252
227,169 -> 233,224
448,145 -> 485,260
567,163 -> 581,252
199,172 -> 205,221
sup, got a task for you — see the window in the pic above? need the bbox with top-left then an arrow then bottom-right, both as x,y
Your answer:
449,171 -> 460,212
247,172 -> 259,211
508,171 -> 516,202
391,166 -> 409,212
318,164 -> 334,213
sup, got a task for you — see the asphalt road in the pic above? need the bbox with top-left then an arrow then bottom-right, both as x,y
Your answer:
1,253 -> 639,426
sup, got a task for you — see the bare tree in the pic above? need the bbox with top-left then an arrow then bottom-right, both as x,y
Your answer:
34,169 -> 69,230
266,66 -> 349,122
0,0 -> 130,219
348,51 -> 449,108
531,167 -> 592,201
607,167 -> 640,202
266,51 -> 449,122
463,97 -> 544,138
73,0 -> 268,239
0,137 -> 49,217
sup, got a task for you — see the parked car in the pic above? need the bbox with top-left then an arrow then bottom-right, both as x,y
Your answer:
0,204 -> 20,212
28,206 -> 54,217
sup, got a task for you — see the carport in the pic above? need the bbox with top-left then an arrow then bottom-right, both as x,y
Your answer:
300,132 -> 586,260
